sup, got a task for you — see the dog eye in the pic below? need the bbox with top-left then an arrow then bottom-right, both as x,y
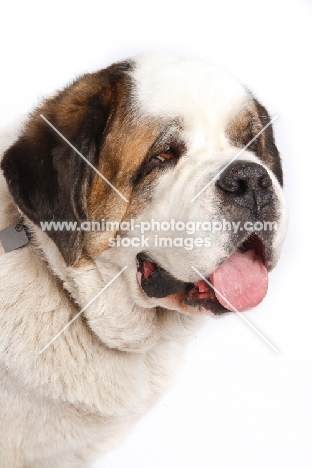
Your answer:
155,146 -> 175,162
131,143 -> 182,185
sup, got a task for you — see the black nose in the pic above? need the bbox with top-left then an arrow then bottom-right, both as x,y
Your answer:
216,161 -> 273,212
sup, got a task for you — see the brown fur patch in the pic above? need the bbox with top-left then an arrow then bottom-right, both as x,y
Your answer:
84,118 -> 162,258
78,68 -> 165,259
226,96 -> 283,185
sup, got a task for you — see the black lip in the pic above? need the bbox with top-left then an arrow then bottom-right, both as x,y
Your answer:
136,253 -> 228,314
137,252 -> 191,299
184,296 -> 228,315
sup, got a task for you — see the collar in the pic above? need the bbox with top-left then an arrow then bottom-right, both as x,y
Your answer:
0,208 -> 31,253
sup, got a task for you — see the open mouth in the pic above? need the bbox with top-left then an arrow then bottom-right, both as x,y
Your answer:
136,234 -> 268,315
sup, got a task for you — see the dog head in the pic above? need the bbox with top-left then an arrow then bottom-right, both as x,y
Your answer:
1,53 -> 287,315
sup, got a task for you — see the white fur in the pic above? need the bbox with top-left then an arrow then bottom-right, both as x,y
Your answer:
0,53 -> 287,467
0,122 -> 203,467
127,53 -> 287,285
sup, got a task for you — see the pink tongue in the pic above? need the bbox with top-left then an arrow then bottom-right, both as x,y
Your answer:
210,250 -> 268,312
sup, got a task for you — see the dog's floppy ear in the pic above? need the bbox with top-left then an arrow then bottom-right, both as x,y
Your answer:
1,63 -> 130,265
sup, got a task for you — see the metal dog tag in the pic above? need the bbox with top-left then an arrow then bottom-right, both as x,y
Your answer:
0,223 -> 29,252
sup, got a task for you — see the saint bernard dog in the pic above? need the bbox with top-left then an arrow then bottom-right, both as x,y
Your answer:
0,53 -> 287,467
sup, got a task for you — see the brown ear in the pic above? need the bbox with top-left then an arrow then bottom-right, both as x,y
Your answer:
1,62 -> 131,265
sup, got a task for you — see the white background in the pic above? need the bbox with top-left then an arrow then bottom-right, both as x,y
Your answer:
1,1 -> 311,467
